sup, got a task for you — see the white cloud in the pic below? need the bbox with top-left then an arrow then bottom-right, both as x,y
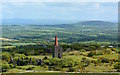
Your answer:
1,1 -> 118,22
3,2 -> 45,7
2,0 -> 119,2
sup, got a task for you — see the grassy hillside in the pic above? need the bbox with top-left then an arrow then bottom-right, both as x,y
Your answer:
2,21 -> 118,45
1,21 -> 119,73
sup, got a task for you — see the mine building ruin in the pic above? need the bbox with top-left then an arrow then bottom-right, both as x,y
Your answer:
53,36 -> 63,58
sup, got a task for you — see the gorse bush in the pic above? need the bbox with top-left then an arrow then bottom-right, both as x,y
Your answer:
101,58 -> 109,63
87,52 -> 94,57
114,62 -> 120,69
2,64 -> 10,72
61,58 -> 75,67
44,60 -> 49,65
2,52 -> 11,62
49,58 -> 61,66
103,49 -> 112,54
49,57 -> 79,71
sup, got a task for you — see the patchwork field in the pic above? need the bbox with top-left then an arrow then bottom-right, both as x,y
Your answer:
1,21 -> 119,74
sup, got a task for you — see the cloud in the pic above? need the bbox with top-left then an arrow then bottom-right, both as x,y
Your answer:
2,0 -> 119,2
2,2 -> 118,22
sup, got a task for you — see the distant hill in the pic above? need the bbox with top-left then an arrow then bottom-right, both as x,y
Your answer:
51,20 -> 117,29
2,19 -> 117,27
76,21 -> 116,26
2,20 -> 118,43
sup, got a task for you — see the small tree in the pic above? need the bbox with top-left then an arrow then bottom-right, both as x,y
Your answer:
87,52 -> 94,57
114,62 -> 120,69
49,58 -> 61,66
2,64 -> 10,72
44,60 -> 49,65
2,52 -> 11,62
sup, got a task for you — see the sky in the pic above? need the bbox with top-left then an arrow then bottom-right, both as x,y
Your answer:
2,2 -> 118,23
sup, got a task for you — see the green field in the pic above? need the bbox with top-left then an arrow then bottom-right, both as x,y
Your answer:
2,21 -> 118,44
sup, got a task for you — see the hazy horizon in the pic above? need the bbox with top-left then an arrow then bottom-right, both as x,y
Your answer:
2,19 -> 117,25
